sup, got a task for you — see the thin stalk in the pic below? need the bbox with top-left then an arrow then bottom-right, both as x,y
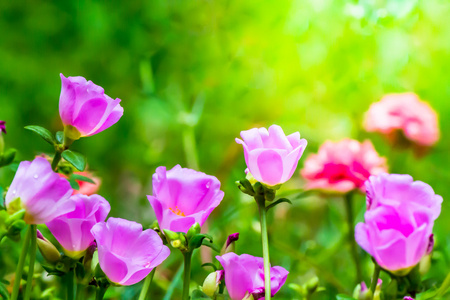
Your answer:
51,150 -> 62,171
10,225 -> 31,300
64,269 -> 75,300
344,192 -> 362,283
370,263 -> 381,299
258,200 -> 271,300
437,271 -> 450,297
138,268 -> 156,300
182,251 -> 193,300
24,225 -> 37,300
96,286 -> 108,300
76,283 -> 85,300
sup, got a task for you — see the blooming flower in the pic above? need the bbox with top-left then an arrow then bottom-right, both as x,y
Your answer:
355,173 -> 442,273
46,194 -> 110,258
91,217 -> 170,286
59,74 -> 124,138
236,125 -> 307,186
216,252 -> 288,300
5,157 -> 74,224
301,139 -> 387,193
364,93 -> 439,147
147,165 -> 224,233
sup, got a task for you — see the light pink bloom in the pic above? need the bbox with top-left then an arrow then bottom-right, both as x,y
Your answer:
364,93 -> 439,146
355,174 -> 442,272
301,139 -> 387,194
216,252 -> 288,300
236,125 -> 307,186
5,157 -> 74,224
46,194 -> 110,258
59,74 -> 123,137
147,165 -> 224,233
91,218 -> 170,286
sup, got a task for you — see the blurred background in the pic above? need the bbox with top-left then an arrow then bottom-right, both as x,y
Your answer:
1,0 -> 450,298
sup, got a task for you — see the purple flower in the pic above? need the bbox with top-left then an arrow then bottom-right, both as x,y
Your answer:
91,217 -> 170,286
147,165 -> 224,233
0,120 -> 6,135
5,157 -> 74,224
59,74 -> 123,138
46,194 -> 110,258
236,125 -> 307,186
355,173 -> 442,273
216,253 -> 288,300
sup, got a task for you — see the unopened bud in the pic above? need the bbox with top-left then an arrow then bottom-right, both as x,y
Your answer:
202,270 -> 224,297
221,233 -> 239,254
37,230 -> 61,263
186,222 -> 201,240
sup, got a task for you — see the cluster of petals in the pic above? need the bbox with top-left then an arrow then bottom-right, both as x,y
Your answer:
216,252 -> 288,300
59,74 -> 124,137
5,157 -> 74,224
364,93 -> 439,146
236,125 -> 307,186
147,165 -> 224,233
355,173 -> 442,272
301,139 -> 387,193
91,217 -> 170,285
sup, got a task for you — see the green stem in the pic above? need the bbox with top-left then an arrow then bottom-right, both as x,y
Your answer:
437,271 -> 450,297
76,283 -> 85,300
370,263 -> 381,299
10,225 -> 31,300
258,200 -> 271,300
182,251 -> 193,300
64,269 -> 74,300
95,285 -> 108,300
138,268 -> 156,300
344,192 -> 362,283
51,150 -> 62,171
24,225 -> 37,300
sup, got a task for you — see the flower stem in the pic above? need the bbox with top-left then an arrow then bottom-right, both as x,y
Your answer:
24,225 -> 37,300
344,192 -> 362,283
258,200 -> 271,300
51,150 -> 62,171
370,263 -> 381,299
10,225 -> 31,300
64,269 -> 75,300
182,251 -> 193,300
437,271 -> 450,297
139,268 -> 156,300
96,285 -> 108,300
76,283 -> 85,300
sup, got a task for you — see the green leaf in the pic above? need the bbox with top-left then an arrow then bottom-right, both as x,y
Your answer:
266,198 -> 292,211
191,289 -> 211,299
25,125 -> 56,146
0,281 -> 10,300
201,263 -> 218,271
71,174 -> 95,184
62,150 -> 86,171
56,131 -> 64,144
188,233 -> 214,250
68,178 -> 80,190
0,148 -> 16,167
202,239 -> 220,252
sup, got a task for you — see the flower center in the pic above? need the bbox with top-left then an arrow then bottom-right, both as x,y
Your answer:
169,206 -> 186,217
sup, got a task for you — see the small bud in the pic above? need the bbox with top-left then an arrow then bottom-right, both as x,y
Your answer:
242,292 -> 255,300
202,270 -> 224,297
163,229 -> 180,242
221,233 -> 239,254
171,239 -> 182,248
37,230 -> 61,263
186,222 -> 201,240
305,276 -> 319,294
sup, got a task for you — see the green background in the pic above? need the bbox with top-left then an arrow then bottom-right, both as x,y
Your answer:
1,0 -> 449,298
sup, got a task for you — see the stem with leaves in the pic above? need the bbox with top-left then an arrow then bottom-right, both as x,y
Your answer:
257,198 -> 271,300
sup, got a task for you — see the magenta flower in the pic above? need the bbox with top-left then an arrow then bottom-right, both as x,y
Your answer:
236,125 -> 307,186
46,194 -> 110,258
91,217 -> 170,286
216,253 -> 288,300
355,174 -> 442,273
59,74 -> 124,138
147,165 -> 224,233
301,139 -> 387,193
364,93 -> 439,146
0,120 -> 6,135
5,157 -> 74,224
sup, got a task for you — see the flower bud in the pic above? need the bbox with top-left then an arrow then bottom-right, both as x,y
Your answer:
202,270 -> 224,297
186,222 -> 201,240
6,219 -> 26,240
221,233 -> 239,254
37,230 -> 61,263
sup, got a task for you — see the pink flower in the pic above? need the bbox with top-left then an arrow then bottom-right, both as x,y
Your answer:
355,174 -> 442,273
147,165 -> 224,233
91,217 -> 170,286
364,93 -> 439,146
0,120 -> 6,135
216,253 -> 288,300
301,139 -> 387,194
73,171 -> 101,196
46,194 -> 110,258
236,125 -> 307,186
5,157 -> 74,224
59,74 -> 124,138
